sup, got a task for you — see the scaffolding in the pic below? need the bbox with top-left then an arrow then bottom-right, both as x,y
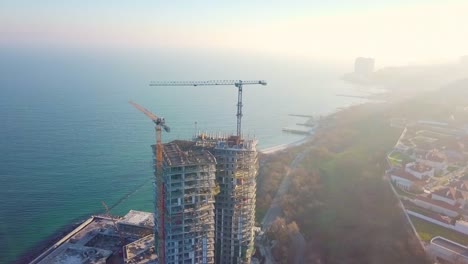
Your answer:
210,136 -> 258,264
158,141 -> 218,264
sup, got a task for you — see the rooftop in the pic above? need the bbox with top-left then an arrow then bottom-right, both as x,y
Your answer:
118,210 -> 154,228
390,169 -> 425,184
38,244 -> 112,264
403,201 -> 452,224
416,195 -> 461,212
32,211 -> 157,264
124,235 -> 157,264
406,162 -> 433,173
431,236 -> 468,257
34,216 -> 123,264
193,133 -> 258,151
155,140 -> 217,167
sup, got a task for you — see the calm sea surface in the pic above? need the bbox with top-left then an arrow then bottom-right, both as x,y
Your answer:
0,49 -> 366,262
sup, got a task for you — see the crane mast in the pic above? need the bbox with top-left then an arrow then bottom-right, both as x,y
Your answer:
150,80 -> 266,138
129,101 -> 169,264
101,201 -> 125,247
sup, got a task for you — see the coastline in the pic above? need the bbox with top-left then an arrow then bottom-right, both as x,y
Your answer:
18,97 -> 377,263
259,102 -> 365,155
260,134 -> 312,154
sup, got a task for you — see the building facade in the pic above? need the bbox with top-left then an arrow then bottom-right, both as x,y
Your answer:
154,141 -> 218,264
153,135 -> 258,264
212,137 -> 258,264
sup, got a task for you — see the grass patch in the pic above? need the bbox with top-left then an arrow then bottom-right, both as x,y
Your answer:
410,215 -> 468,245
388,151 -> 414,166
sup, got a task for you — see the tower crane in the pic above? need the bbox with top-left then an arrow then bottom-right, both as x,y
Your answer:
150,80 -> 267,138
129,101 -> 169,264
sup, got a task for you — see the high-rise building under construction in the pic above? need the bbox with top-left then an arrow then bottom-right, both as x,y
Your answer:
194,134 -> 258,264
146,79 -> 264,264
153,141 -> 218,264
154,135 -> 258,264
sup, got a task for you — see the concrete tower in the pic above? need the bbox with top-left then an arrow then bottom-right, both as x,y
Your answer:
153,141 -> 218,264
193,135 -> 258,264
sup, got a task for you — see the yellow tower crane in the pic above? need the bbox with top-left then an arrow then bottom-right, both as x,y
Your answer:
129,101 -> 170,264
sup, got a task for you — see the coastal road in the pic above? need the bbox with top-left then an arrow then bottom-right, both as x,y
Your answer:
261,150 -> 307,228
261,149 -> 309,264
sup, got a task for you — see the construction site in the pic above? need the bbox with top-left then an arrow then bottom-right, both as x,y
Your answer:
30,80 -> 265,264
30,210 -> 157,264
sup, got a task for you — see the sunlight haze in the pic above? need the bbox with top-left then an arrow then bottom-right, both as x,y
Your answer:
1,0 -> 467,65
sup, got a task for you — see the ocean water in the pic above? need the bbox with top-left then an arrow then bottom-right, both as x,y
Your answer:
0,49 -> 366,263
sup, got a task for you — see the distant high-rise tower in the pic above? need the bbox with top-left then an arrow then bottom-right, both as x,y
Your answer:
194,135 -> 258,264
461,55 -> 468,65
354,57 -> 375,76
154,141 -> 218,264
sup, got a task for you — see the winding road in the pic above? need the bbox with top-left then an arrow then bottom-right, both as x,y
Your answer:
261,150 -> 308,264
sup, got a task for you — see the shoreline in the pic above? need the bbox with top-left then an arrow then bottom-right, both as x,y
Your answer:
259,102 -> 364,155
260,134 -> 312,154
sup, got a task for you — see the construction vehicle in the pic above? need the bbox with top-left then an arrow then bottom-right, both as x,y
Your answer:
149,80 -> 266,138
129,101 -> 169,264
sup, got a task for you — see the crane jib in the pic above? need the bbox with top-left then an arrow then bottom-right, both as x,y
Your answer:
149,80 -> 267,138
149,80 -> 267,86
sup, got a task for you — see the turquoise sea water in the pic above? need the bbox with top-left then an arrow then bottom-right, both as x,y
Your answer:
0,49 -> 366,263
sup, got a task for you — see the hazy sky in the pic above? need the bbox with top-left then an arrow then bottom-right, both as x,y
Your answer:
1,0 -> 467,64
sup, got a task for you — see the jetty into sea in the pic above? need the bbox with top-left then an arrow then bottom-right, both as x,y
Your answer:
281,128 -> 312,135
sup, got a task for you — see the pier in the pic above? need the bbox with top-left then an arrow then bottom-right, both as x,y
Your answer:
282,128 -> 312,135
296,123 -> 315,127
289,114 -> 314,118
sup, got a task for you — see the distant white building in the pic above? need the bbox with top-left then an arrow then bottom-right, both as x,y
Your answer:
405,162 -> 434,179
389,169 -> 424,191
461,55 -> 468,65
354,57 -> 375,76
413,196 -> 460,217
